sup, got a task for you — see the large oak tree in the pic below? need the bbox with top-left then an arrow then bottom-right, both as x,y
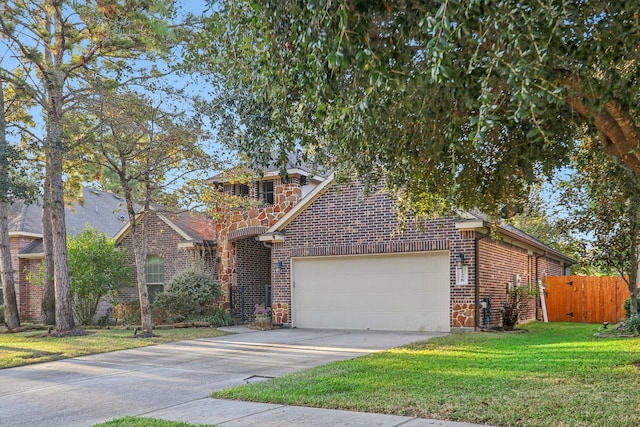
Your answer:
194,1 -> 640,219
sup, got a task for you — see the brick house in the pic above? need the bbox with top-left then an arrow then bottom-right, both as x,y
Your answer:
113,209 -> 217,304
6,188 -> 129,321
212,158 -> 573,332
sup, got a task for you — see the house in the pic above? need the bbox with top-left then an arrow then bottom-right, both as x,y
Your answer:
114,209 -> 217,304
212,156 -> 573,331
7,187 -> 129,321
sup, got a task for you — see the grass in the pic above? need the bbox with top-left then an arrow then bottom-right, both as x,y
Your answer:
0,326 -> 228,369
212,322 -> 640,427
93,416 -> 212,426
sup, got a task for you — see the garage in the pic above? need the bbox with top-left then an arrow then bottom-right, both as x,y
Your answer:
291,251 -> 451,332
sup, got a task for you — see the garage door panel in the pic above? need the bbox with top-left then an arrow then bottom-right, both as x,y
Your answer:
292,252 -> 450,332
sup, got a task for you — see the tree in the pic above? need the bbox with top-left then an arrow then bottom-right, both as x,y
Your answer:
193,1 -> 640,219
558,138 -> 640,317
82,89 -> 215,336
67,226 -> 130,325
0,0 -> 177,332
0,80 -> 36,329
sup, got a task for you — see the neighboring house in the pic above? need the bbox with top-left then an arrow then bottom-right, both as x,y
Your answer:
114,209 -> 217,304
7,187 -> 129,321
213,156 -> 574,331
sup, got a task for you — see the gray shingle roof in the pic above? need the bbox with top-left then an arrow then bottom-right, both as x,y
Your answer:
10,187 -> 129,238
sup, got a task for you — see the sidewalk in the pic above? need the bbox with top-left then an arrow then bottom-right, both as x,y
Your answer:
144,397 -> 488,427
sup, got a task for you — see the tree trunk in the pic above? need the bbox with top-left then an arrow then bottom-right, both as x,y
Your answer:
123,178 -> 153,336
0,84 -> 20,329
0,203 -> 19,330
47,82 -> 75,331
41,171 -> 56,325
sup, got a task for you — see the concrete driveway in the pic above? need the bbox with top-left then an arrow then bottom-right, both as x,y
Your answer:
0,326 -> 453,427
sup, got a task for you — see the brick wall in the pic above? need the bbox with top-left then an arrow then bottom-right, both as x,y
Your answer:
10,235 -> 42,321
234,236 -> 271,322
116,213 -> 217,305
270,182 -> 477,328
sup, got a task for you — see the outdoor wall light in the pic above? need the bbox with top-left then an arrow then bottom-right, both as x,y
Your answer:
275,260 -> 283,274
455,253 -> 465,268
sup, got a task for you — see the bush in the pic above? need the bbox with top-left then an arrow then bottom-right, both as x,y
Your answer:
154,267 -> 222,322
500,286 -> 538,331
0,305 -> 4,325
623,298 -> 640,318
616,314 -> 640,335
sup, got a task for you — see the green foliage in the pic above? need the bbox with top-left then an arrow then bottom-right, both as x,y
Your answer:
558,139 -> 640,303
67,226 -> 131,325
623,315 -> 640,335
93,416 -> 208,427
623,298 -> 640,319
500,285 -> 538,330
154,267 -> 222,322
191,1 -> 640,220
213,323 -> 640,427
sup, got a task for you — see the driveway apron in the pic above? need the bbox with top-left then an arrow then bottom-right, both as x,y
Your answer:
0,327 -> 446,427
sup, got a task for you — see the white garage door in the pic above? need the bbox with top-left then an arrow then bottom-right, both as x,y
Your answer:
292,252 -> 450,332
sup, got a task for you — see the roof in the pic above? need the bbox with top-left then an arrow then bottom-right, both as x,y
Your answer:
112,208 -> 216,248
159,211 -> 216,244
9,187 -> 129,238
206,151 -> 321,184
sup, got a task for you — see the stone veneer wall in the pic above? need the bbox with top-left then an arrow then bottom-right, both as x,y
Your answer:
216,180 -> 302,318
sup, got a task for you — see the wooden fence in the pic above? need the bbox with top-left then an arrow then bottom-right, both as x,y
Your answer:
544,276 -> 631,324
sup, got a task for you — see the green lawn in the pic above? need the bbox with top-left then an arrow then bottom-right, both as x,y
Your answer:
0,327 -> 228,369
93,416 -> 211,427
212,323 -> 640,427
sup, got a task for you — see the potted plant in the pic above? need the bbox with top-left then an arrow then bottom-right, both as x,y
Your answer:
251,304 -> 272,330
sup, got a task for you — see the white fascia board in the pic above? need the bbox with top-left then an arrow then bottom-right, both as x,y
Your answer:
113,213 -> 143,243
9,231 -> 42,239
455,220 -> 488,231
257,232 -> 285,243
18,253 -> 44,260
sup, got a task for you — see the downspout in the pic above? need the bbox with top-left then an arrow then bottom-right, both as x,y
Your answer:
475,231 -> 491,329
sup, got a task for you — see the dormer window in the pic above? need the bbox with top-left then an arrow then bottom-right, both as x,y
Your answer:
234,184 -> 249,196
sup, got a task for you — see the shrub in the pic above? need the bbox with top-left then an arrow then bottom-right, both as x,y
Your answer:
616,314 -> 640,335
500,285 -> 538,330
67,226 -> 131,325
154,267 -> 222,322
623,298 -> 640,318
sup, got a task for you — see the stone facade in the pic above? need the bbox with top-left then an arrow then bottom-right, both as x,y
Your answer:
215,178 -> 302,322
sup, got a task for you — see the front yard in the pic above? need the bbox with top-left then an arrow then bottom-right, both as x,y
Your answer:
213,322 -> 640,427
0,327 -> 228,369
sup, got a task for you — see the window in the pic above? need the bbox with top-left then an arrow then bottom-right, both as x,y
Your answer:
234,183 -> 249,196
145,255 -> 164,285
262,181 -> 274,204
145,256 -> 164,302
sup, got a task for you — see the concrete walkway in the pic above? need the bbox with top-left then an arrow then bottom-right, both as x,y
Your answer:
0,326 -> 488,427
